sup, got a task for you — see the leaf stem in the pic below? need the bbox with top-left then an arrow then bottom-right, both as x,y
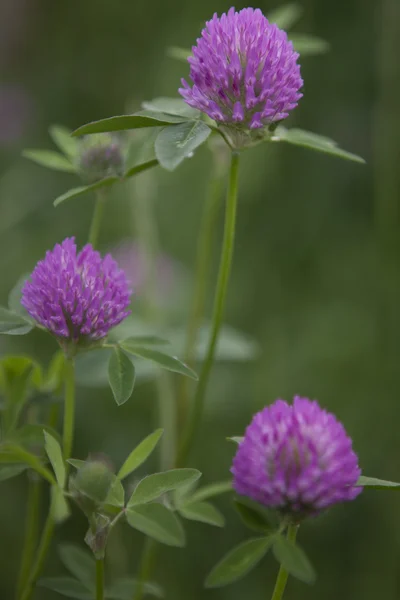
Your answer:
132,537 -> 158,600
16,478 -> 42,599
63,357 -> 75,464
270,524 -> 298,600
96,559 -> 105,600
89,189 -> 106,248
19,510 -> 55,600
176,143 -> 228,430
176,151 -> 240,467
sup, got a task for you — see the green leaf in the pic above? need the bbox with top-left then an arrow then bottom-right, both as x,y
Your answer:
126,503 -> 185,547
106,577 -> 163,599
205,537 -> 273,588
108,347 -> 136,406
128,469 -> 201,506
68,458 -> 86,469
0,306 -> 33,335
142,97 -> 200,119
290,33 -> 330,56
53,176 -> 119,207
119,343 -> 197,380
227,436 -> 243,445
273,127 -> 365,163
118,335 -> 169,347
124,158 -> 158,179
118,429 -> 164,480
49,124 -> 78,159
38,577 -> 93,599
233,500 -> 273,533
155,121 -> 212,171
0,356 -> 40,431
22,149 -> 76,173
51,486 -> 71,523
12,424 -> 61,448
179,501 -> 225,527
59,544 -> 95,590
0,444 -> 56,484
105,477 -> 125,508
187,480 -> 233,503
72,111 -> 188,136
8,274 -> 32,319
0,464 -> 27,482
357,475 -> 400,490
273,534 -> 316,584
267,3 -> 303,29
44,430 -> 66,487
167,46 -> 191,63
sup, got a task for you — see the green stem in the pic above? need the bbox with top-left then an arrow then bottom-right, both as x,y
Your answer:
133,538 -> 158,600
63,358 -> 75,463
16,478 -> 42,599
270,525 -> 298,600
89,189 -> 106,248
177,146 -> 227,429
176,151 -> 240,467
96,559 -> 105,600
19,511 -> 55,600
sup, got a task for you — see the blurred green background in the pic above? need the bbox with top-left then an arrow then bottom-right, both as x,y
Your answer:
1,0 -> 399,599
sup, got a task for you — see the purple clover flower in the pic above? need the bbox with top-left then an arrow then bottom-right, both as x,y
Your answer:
21,238 -> 131,347
179,7 -> 303,136
232,397 -> 362,517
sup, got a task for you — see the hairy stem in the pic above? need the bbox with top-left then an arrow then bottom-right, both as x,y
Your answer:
16,478 -> 42,599
176,151 -> 240,467
270,524 -> 299,600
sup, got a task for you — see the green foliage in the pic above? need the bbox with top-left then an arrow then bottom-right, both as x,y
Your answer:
44,430 -> 66,487
0,464 -> 27,482
0,356 -> 42,432
22,149 -> 76,173
117,429 -> 164,480
179,501 -> 225,527
268,2 -> 303,29
105,578 -> 163,599
0,306 -> 33,335
290,33 -> 330,55
233,500 -> 273,534
155,121 -> 212,171
126,503 -> 185,547
119,341 -> 198,380
49,124 -> 79,159
59,543 -> 95,590
184,480 -> 233,503
53,176 -> 119,207
273,534 -> 316,584
142,97 -> 200,119
72,111 -> 188,136
128,469 -> 201,506
51,486 -> 71,523
205,537 -> 273,588
38,577 -> 93,599
108,347 -> 136,405
357,475 -> 400,490
273,127 -> 365,163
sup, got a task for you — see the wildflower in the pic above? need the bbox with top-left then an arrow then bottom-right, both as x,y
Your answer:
179,7 -> 303,144
21,237 -> 131,349
231,396 -> 361,517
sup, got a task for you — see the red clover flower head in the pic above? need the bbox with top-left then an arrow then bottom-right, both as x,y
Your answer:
21,238 -> 131,348
231,397 -> 362,518
179,7 -> 303,142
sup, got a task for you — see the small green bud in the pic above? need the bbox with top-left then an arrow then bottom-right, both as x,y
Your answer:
74,459 -> 115,504
77,133 -> 124,183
